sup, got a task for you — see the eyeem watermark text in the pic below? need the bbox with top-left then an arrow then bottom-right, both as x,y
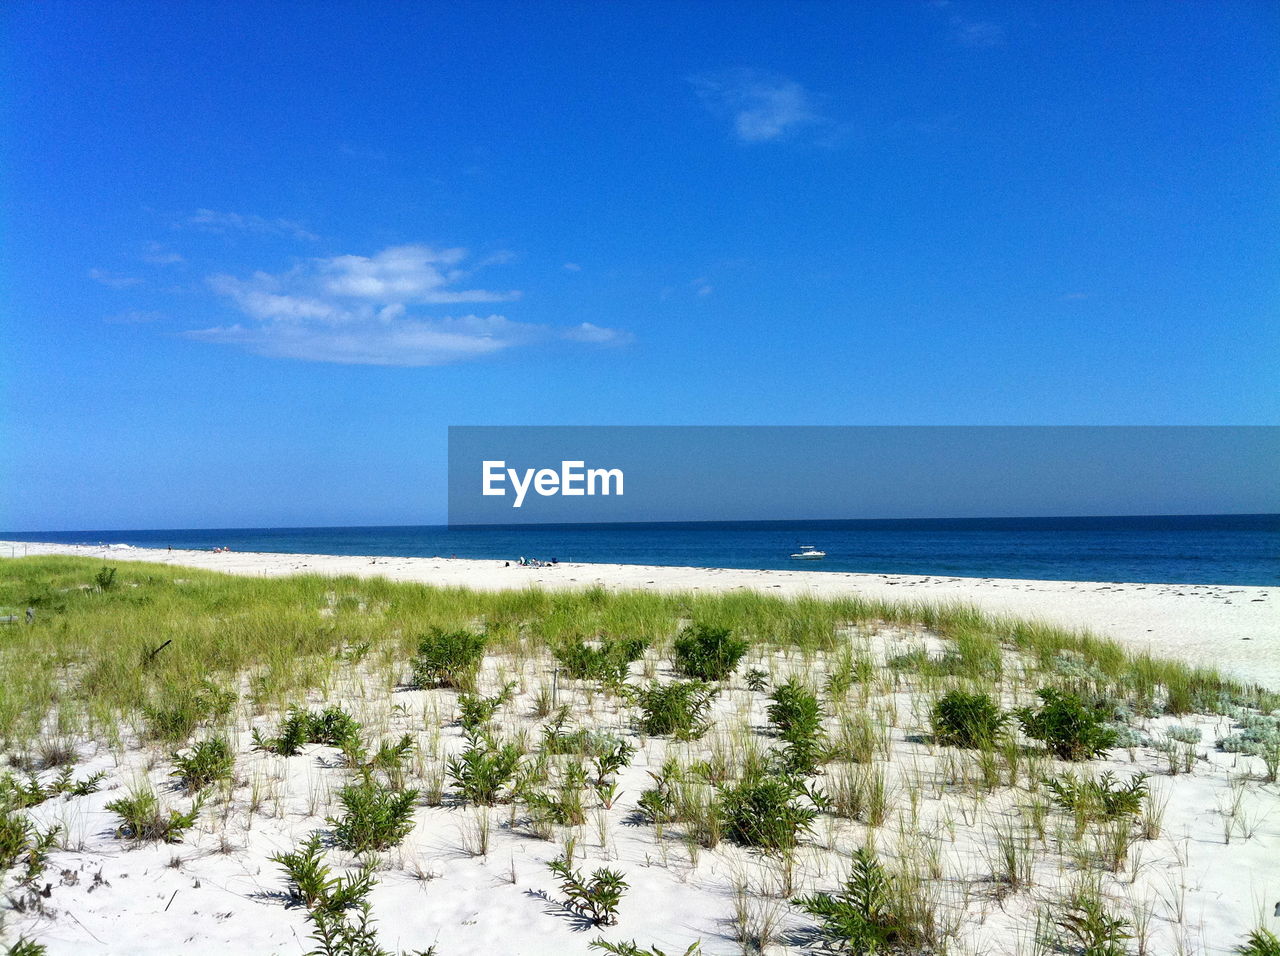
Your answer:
482,460 -> 624,508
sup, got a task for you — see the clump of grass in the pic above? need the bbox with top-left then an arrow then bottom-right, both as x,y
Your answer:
1017,689 -> 1119,761
107,787 -> 203,843
1235,928 -> 1280,956
170,736 -> 235,792
718,774 -> 818,850
328,778 -> 418,853
792,847 -> 908,955
253,705 -> 361,756
458,681 -> 516,732
589,939 -> 701,955
411,628 -> 487,690
930,690 -> 1009,749
554,636 -> 648,684
0,766 -> 105,810
632,681 -> 718,739
447,732 -> 524,805
671,623 -> 748,682
0,807 -> 60,884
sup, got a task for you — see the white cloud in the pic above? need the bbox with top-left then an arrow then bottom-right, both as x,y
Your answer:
142,242 -> 184,265
186,208 -> 319,241
88,268 -> 144,289
195,244 -> 630,366
952,16 -> 1004,47
105,309 -> 164,325
692,70 -> 822,143
563,262 -> 582,272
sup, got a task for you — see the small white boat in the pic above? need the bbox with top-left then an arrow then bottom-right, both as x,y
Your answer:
790,544 -> 826,560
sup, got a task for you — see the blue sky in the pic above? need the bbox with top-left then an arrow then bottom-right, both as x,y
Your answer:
2,1 -> 1277,530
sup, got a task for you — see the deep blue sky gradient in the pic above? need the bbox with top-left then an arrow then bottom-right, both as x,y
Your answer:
2,2 -> 1277,530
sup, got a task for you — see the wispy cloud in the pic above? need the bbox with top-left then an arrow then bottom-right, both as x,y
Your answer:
951,16 -> 1004,48
691,70 -> 823,143
105,309 -> 164,325
141,242 -> 184,265
192,244 -> 630,366
88,268 -> 144,289
185,208 -> 320,241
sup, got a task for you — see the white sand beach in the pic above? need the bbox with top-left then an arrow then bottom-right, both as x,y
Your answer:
2,542 -> 1278,956
4,541 -> 1275,687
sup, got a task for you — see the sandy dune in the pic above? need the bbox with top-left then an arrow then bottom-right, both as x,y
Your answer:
4,540 -> 1274,688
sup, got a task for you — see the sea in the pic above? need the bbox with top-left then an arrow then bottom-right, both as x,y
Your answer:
3,515 -> 1278,586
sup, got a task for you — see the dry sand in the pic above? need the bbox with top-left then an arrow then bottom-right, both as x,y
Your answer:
4,540 -> 1275,687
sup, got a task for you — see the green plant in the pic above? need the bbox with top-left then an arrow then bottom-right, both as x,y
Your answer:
672,623 -> 748,681
0,807 -> 59,884
590,738 -> 635,785
1053,888 -> 1133,956
1045,771 -> 1149,822
930,690 -> 1009,749
792,847 -> 906,955
547,856 -> 628,926
171,736 -> 235,792
447,733 -> 523,804
5,939 -> 48,956
1236,928 -> 1280,956
555,636 -> 648,684
719,774 -> 817,850
590,940 -> 701,956
1017,689 -> 1119,761
106,788 -> 203,842
94,566 -> 118,590
458,681 -> 516,732
328,778 -> 419,853
411,628 -> 487,689
744,668 -> 771,692
273,833 -> 378,913
0,767 -> 106,811
767,678 -> 827,774
633,680 -> 718,739
254,705 -> 362,755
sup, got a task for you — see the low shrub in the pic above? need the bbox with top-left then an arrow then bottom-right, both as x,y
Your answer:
171,736 -> 235,792
547,856 -> 628,926
411,629 -> 487,689
633,681 -> 719,740
767,678 -> 827,774
1236,928 -> 1280,956
253,705 -> 362,756
719,775 -> 817,850
0,766 -> 105,811
1017,689 -> 1118,761
1045,771 -> 1149,823
458,682 -> 516,732
930,690 -> 1009,749
672,624 -> 749,682
447,733 -> 524,804
273,832 -> 377,913
555,636 -> 648,684
107,788 -> 203,843
792,847 -> 906,955
328,779 -> 419,853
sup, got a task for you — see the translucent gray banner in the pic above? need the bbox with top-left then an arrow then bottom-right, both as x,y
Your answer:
447,426 -> 1279,525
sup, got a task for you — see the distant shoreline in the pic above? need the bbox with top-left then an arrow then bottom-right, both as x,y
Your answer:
3,539 -> 1275,687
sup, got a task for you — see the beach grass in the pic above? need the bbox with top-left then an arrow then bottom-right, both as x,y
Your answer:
2,555 -> 1278,953
0,556 -> 1271,749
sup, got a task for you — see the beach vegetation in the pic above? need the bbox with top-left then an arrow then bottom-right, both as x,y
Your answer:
547,856 -> 628,926
672,624 -> 749,682
632,680 -> 718,739
411,628 -> 487,690
930,690 -> 1009,749
1017,688 -> 1119,761
328,778 -> 418,853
